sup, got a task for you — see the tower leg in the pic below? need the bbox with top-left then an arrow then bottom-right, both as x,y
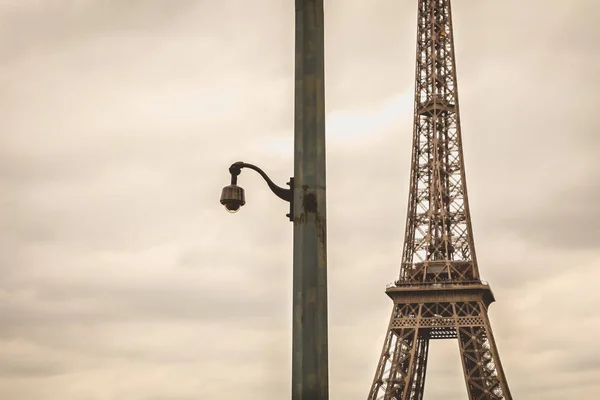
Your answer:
457,302 -> 512,400
368,298 -> 511,400
386,328 -> 418,399
410,336 -> 429,400
368,303 -> 432,400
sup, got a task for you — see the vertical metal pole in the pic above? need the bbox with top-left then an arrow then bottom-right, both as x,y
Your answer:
292,0 -> 328,399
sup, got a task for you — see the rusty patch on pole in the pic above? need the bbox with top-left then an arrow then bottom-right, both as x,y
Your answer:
316,214 -> 327,249
303,193 -> 318,213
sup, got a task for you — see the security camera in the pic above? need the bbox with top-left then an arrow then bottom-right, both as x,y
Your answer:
220,184 -> 246,213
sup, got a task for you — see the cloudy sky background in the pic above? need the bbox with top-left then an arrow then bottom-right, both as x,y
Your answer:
1,0 -> 599,399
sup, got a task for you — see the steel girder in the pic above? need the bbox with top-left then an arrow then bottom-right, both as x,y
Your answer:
368,0 -> 512,398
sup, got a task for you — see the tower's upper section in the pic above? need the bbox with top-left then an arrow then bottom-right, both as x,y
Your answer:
398,0 -> 480,285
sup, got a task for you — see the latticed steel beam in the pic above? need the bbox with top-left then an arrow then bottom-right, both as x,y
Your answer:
400,0 -> 478,284
367,0 -> 512,399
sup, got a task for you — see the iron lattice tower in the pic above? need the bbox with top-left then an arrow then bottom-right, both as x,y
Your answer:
367,1 -> 512,399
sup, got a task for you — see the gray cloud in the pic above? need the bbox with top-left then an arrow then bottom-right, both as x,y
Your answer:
0,0 -> 599,399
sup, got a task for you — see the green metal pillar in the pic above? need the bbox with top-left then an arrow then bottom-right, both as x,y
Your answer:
292,1 -> 328,399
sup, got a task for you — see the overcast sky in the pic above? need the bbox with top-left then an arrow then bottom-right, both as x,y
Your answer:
1,0 -> 599,399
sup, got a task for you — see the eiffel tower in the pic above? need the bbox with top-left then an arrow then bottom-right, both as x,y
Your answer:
367,1 -> 512,399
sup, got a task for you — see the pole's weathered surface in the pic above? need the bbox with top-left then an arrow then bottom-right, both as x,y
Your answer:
292,1 -> 328,399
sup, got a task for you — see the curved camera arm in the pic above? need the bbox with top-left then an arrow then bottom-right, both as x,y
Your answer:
229,161 -> 294,220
